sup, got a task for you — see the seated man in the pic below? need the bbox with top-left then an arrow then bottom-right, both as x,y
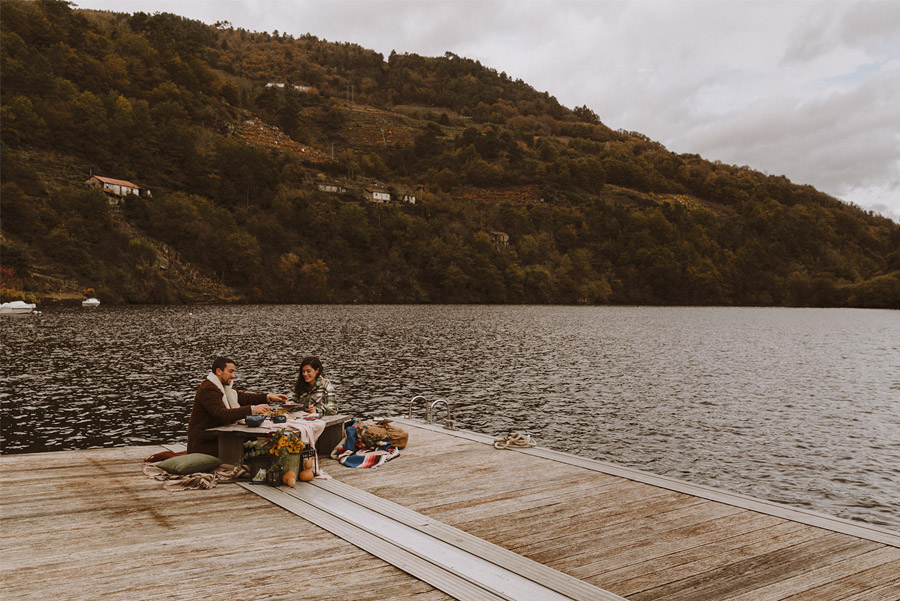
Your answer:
187,356 -> 289,457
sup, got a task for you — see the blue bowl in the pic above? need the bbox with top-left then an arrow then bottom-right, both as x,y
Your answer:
271,414 -> 287,423
245,415 -> 264,427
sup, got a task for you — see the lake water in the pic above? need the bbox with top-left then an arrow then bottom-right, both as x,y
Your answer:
1,305 -> 898,530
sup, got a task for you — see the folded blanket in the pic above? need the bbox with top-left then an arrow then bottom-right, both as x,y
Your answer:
144,449 -> 186,463
142,463 -> 246,491
283,418 -> 326,446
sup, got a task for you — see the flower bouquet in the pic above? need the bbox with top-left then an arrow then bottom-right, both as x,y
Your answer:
243,429 -> 306,484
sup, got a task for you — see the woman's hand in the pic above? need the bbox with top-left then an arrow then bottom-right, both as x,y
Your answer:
308,405 -> 316,413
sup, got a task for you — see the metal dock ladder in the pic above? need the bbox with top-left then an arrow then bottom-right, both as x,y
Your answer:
408,395 -> 456,429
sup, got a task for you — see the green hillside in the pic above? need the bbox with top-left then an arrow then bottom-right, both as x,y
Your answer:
2,0 -> 898,307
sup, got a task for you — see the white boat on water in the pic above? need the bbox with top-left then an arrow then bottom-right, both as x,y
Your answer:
0,300 -> 38,316
82,297 -> 101,308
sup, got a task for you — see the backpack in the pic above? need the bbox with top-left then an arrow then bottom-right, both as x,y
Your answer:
361,420 -> 409,449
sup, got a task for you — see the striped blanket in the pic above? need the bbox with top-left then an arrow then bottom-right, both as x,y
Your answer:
335,446 -> 400,468
333,418 -> 400,468
142,463 -> 246,491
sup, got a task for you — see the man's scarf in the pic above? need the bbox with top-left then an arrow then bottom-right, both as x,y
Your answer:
206,372 -> 239,409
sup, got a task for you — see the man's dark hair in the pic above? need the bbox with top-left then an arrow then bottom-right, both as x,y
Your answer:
212,357 -> 235,373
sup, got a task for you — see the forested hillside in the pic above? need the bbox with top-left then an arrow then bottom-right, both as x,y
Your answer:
2,0 -> 898,307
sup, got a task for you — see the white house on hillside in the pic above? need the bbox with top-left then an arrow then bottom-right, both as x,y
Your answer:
365,187 -> 391,203
266,82 -> 314,93
318,183 -> 348,194
85,175 -> 151,207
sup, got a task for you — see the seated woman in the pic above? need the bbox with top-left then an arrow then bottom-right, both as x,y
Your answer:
293,356 -> 337,416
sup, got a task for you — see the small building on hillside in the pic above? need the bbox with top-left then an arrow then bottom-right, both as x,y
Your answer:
393,185 -> 419,205
85,175 -> 150,207
266,82 -> 314,93
317,183 -> 348,195
490,231 -> 510,249
365,187 -> 391,203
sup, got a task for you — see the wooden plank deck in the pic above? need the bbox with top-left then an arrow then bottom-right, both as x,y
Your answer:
1,421 -> 898,601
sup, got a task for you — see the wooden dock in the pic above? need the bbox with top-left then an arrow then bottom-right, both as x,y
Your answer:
1,420 -> 898,600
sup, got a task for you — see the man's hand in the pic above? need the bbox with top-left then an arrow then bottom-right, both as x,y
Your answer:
251,404 -> 270,415
267,393 -> 289,403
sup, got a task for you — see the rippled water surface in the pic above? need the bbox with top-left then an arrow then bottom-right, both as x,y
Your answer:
2,305 -> 898,529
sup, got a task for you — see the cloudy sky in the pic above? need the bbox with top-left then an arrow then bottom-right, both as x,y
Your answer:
75,0 -> 900,221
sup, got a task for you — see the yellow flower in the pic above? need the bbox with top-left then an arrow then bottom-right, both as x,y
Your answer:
267,431 -> 305,458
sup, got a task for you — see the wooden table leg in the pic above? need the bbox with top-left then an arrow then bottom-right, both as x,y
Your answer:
218,433 -> 245,466
317,420 -> 345,454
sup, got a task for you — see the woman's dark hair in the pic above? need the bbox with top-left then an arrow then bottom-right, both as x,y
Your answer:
294,356 -> 324,396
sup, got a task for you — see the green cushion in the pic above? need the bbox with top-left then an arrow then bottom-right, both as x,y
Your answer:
157,453 -> 222,475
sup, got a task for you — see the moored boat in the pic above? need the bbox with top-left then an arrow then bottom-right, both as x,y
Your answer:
0,300 -> 38,317
82,297 -> 101,308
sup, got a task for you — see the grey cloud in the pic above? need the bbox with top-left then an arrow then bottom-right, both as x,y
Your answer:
840,1 -> 900,49
680,58 -> 900,201
782,5 -> 841,64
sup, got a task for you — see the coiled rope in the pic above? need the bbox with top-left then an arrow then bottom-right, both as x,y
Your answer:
493,431 -> 536,450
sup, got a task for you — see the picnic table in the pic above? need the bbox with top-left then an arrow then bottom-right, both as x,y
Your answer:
208,413 -> 349,466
